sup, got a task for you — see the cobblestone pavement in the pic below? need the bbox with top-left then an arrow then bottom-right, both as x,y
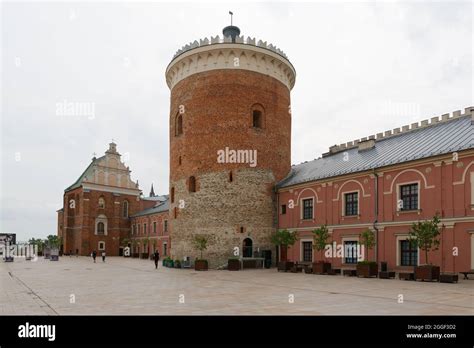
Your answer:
1,257 -> 473,315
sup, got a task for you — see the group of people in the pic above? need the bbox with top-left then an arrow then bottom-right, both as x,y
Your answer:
91,250 -> 106,263
89,249 -> 161,269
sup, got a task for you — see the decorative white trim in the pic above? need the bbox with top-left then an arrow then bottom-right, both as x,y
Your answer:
83,183 -> 140,196
295,187 -> 323,204
166,43 -> 296,91
98,241 -> 105,251
95,214 -> 108,236
384,168 -> 434,194
333,179 -> 370,201
453,161 -> 474,185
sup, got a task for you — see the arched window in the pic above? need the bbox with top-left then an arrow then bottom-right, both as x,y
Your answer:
171,187 -> 175,203
189,176 -> 196,193
251,104 -> 265,129
97,222 -> 105,235
95,214 -> 107,235
122,200 -> 129,218
243,238 -> 253,258
98,197 -> 105,209
175,114 -> 183,136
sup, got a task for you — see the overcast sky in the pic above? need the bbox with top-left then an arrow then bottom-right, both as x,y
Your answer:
1,1 -> 472,242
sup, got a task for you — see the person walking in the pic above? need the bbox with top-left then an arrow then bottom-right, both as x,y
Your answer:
102,251 -> 106,262
153,250 -> 160,269
92,250 -> 97,263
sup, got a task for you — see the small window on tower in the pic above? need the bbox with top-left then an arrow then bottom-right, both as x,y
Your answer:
189,176 -> 196,193
253,110 -> 262,128
175,114 -> 183,136
98,197 -> 105,209
229,171 -> 233,182
171,187 -> 175,203
178,156 -> 182,166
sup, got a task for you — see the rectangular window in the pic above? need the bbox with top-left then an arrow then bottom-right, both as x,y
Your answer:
400,183 -> 418,211
164,220 -> 168,233
302,241 -> 312,262
281,204 -> 287,215
344,192 -> 358,216
138,224 -> 141,235
400,240 -> 418,266
302,199 -> 313,220
153,222 -> 157,234
344,241 -> 358,264
163,243 -> 167,256
144,224 -> 147,235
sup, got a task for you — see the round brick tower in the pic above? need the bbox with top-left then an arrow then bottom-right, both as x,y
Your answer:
165,25 -> 296,268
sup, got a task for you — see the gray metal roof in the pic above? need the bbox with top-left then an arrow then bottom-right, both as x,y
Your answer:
65,156 -> 104,192
131,199 -> 169,218
278,114 -> 473,188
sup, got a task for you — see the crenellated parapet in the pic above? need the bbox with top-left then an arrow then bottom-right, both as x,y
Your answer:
172,35 -> 289,60
166,36 -> 296,91
324,107 -> 474,156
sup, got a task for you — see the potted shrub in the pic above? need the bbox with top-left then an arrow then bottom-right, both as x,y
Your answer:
356,229 -> 378,278
193,235 -> 209,271
228,257 -> 241,271
174,259 -> 181,268
271,229 -> 297,272
409,215 -> 442,282
312,225 -> 331,274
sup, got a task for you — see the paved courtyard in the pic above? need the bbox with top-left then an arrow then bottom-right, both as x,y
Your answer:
1,256 -> 473,315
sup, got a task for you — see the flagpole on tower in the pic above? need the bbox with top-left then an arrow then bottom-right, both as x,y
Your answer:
229,11 -> 233,26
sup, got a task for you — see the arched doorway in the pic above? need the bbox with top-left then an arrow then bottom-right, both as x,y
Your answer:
243,238 -> 253,258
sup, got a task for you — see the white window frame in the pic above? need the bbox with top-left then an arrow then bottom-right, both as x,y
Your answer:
98,241 -> 105,251
299,238 -> 313,262
396,181 -> 420,212
396,235 -> 420,267
341,236 -> 360,265
300,197 -> 315,220
342,190 -> 359,216
98,197 -> 105,209
95,215 -> 108,236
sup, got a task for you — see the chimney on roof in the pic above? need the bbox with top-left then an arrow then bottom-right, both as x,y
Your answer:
358,138 -> 375,152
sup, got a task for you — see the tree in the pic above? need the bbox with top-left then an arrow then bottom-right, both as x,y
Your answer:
312,225 -> 330,261
271,229 -> 297,262
270,229 -> 297,247
45,235 -> 61,249
359,228 -> 376,262
28,238 -> 45,253
408,215 -> 441,265
192,235 -> 209,260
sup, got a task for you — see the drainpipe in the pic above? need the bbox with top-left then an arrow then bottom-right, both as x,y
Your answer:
373,170 -> 379,264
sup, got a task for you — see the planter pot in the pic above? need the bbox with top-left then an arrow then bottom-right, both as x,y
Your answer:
356,263 -> 378,278
228,259 -> 241,271
174,262 -> 181,269
312,262 -> 331,274
277,261 -> 294,272
414,265 -> 440,282
439,273 -> 458,283
162,260 -> 166,266
195,260 -> 208,271
50,255 -> 59,261
4,256 -> 14,262
132,253 -> 139,258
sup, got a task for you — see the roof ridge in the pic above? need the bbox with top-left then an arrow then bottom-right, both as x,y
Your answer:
324,106 -> 473,157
